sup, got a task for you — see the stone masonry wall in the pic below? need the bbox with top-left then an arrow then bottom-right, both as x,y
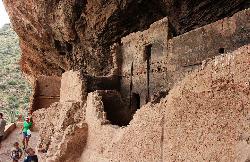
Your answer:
119,8 -> 250,109
80,44 -> 250,162
120,17 -> 170,108
80,91 -> 163,162
31,75 -> 61,112
167,8 -> 250,80
60,70 -> 87,102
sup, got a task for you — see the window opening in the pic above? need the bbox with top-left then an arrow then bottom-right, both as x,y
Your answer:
219,48 -> 225,54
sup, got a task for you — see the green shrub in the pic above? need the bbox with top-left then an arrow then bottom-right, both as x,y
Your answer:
0,84 -> 6,90
7,80 -> 18,85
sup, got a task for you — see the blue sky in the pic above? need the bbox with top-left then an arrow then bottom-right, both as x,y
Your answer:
0,1 -> 10,28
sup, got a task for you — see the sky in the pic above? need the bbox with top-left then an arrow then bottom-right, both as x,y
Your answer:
0,1 -> 10,28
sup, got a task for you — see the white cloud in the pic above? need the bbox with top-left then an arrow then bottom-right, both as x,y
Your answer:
0,1 -> 10,28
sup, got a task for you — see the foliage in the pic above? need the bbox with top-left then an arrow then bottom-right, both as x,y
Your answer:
0,24 -> 31,123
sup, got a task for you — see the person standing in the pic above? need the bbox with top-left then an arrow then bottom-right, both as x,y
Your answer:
24,148 -> 38,162
0,112 -> 7,148
21,117 -> 32,149
10,142 -> 23,162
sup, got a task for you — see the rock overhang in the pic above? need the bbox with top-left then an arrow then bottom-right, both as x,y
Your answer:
3,0 -> 249,76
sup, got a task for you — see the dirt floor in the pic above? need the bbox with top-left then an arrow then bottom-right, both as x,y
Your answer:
0,126 -> 39,162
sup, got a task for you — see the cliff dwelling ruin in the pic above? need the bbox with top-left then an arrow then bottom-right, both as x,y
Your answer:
30,8 -> 249,125
2,0 -> 250,161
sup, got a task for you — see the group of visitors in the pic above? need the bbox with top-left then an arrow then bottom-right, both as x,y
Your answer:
10,142 -> 38,162
0,112 -> 38,162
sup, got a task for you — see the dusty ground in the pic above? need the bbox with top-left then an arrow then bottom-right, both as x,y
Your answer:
0,126 -> 39,162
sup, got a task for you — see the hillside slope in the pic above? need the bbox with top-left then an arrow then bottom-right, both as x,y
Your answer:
0,24 -> 31,122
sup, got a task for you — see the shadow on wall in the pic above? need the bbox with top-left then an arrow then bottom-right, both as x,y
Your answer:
97,90 -> 132,126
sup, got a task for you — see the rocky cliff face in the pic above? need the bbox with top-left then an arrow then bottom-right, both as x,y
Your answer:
3,0 -> 249,76
2,1 -> 250,162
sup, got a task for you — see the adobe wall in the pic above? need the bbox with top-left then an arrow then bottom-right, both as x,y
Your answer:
118,8 -> 250,109
120,17 -> 170,107
80,45 -> 250,162
60,70 -> 87,102
81,91 -> 163,162
163,8 -> 249,98
31,75 -> 61,112
162,45 -> 250,162
168,8 -> 250,68
60,70 -> 122,103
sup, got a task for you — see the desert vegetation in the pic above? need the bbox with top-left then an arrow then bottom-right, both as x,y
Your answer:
0,24 -> 31,122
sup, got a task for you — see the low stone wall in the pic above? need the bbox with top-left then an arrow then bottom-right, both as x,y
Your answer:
3,123 -> 16,139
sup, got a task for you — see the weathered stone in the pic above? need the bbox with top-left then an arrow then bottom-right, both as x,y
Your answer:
118,9 -> 250,110
3,0 -> 248,76
60,70 -> 87,102
32,101 -> 86,161
80,45 -> 250,162
30,75 -> 61,112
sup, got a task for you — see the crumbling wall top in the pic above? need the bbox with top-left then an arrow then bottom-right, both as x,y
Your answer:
121,17 -> 169,44
60,70 -> 87,103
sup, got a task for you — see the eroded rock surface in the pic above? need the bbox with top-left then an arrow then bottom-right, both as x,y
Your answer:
2,1 -> 250,162
3,0 -> 249,76
33,101 -> 86,162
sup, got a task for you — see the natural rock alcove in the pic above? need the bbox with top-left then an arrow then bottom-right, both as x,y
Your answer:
3,0 -> 249,76
2,0 -> 250,162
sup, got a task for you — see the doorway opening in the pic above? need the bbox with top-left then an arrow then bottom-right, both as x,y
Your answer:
99,90 -> 131,126
131,93 -> 140,111
144,44 -> 152,103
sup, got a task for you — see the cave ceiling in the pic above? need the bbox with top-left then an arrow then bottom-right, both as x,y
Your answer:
3,0 -> 249,76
